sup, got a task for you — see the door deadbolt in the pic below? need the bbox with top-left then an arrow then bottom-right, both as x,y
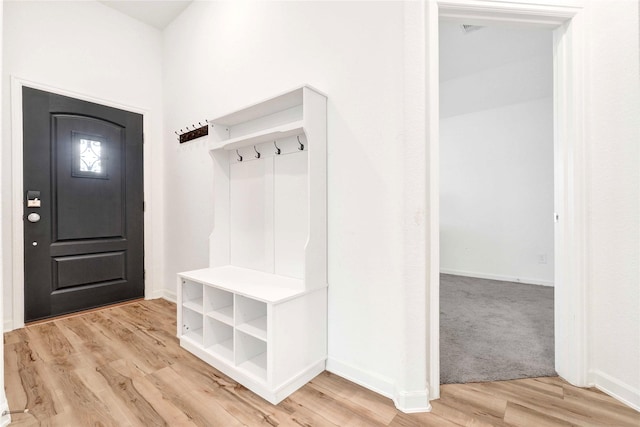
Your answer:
27,213 -> 40,223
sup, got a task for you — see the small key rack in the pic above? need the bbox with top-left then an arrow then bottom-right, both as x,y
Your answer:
176,122 -> 209,143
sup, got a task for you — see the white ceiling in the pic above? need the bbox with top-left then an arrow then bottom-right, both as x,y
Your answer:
98,1 -> 192,30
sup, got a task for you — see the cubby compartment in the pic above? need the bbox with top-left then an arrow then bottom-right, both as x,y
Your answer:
204,287 -> 234,325
236,331 -> 267,381
181,307 -> 203,344
204,317 -> 234,363
181,280 -> 203,313
236,295 -> 267,341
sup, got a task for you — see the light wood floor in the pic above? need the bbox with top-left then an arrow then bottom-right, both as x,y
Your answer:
4,299 -> 639,426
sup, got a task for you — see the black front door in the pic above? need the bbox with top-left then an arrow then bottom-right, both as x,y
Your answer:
23,87 -> 144,322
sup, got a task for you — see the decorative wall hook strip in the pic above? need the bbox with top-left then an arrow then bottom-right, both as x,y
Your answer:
254,146 -> 261,159
178,122 -> 209,144
297,135 -> 304,151
236,150 -> 243,162
274,141 -> 281,155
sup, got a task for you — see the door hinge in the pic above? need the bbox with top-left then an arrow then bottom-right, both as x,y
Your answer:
143,201 -> 146,212
143,270 -> 146,281
554,212 -> 559,222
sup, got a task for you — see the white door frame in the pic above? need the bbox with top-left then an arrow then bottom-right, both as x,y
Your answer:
427,1 -> 587,399
9,76 -> 161,330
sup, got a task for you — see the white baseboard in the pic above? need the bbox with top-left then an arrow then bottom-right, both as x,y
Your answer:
3,319 -> 13,333
393,387 -> 432,413
440,268 -> 554,287
161,289 -> 177,303
589,369 -> 640,411
326,357 -> 431,413
326,357 -> 395,399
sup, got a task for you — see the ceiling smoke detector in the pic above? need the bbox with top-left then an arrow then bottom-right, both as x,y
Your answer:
460,24 -> 484,34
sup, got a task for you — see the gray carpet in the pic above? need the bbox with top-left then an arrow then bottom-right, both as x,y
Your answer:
440,274 -> 556,384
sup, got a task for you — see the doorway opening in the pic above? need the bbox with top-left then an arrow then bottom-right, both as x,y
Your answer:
438,22 -> 555,384
426,1 -> 588,400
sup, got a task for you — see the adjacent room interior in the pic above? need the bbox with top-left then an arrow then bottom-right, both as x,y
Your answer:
439,22 -> 556,384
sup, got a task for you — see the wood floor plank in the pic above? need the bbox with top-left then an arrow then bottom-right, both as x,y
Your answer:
286,384 -> 387,426
6,341 -> 59,422
23,322 -> 75,362
168,361 -> 282,426
37,355 -> 122,427
389,411 -> 463,427
96,362 -> 168,426
432,395 -> 511,427
148,365 -> 245,426
467,381 -> 617,426
5,298 -> 639,427
310,371 -> 398,425
503,401 -> 574,427
53,315 -> 121,367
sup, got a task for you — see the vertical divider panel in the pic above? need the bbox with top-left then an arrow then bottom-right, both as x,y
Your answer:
274,150 -> 308,279
230,159 -> 268,272
264,157 -> 275,274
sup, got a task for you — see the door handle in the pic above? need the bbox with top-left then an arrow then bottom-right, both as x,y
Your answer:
27,213 -> 40,223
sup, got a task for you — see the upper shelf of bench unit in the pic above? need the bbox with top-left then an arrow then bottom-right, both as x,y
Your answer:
211,121 -> 304,151
209,85 -> 326,127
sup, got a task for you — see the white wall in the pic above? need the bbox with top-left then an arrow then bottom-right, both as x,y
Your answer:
1,1 -> 165,328
439,24 -> 554,286
163,0 -> 409,403
586,0 -> 640,410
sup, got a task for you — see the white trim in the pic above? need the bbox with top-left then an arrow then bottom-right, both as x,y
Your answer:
438,0 -> 580,27
393,388 -> 432,414
160,290 -> 177,304
326,357 -> 395,401
8,76 -> 161,330
426,0 -> 441,399
589,370 -> 640,412
427,0 -> 588,402
440,269 -> 554,287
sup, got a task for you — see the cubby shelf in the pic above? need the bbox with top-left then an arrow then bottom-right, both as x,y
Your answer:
178,86 -> 327,405
183,298 -> 203,313
237,316 -> 267,341
206,306 -> 233,325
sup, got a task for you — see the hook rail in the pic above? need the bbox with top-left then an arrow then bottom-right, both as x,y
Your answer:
176,120 -> 209,143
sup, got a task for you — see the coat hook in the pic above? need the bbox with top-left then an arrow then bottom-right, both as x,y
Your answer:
174,130 -> 179,135
273,141 -> 281,155
236,150 -> 243,162
297,135 -> 304,151
254,146 -> 261,159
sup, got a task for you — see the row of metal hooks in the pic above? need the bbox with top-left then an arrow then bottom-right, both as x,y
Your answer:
176,121 -> 209,144
236,136 -> 304,162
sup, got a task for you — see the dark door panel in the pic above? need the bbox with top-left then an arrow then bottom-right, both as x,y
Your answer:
53,115 -> 125,241
23,87 -> 144,322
